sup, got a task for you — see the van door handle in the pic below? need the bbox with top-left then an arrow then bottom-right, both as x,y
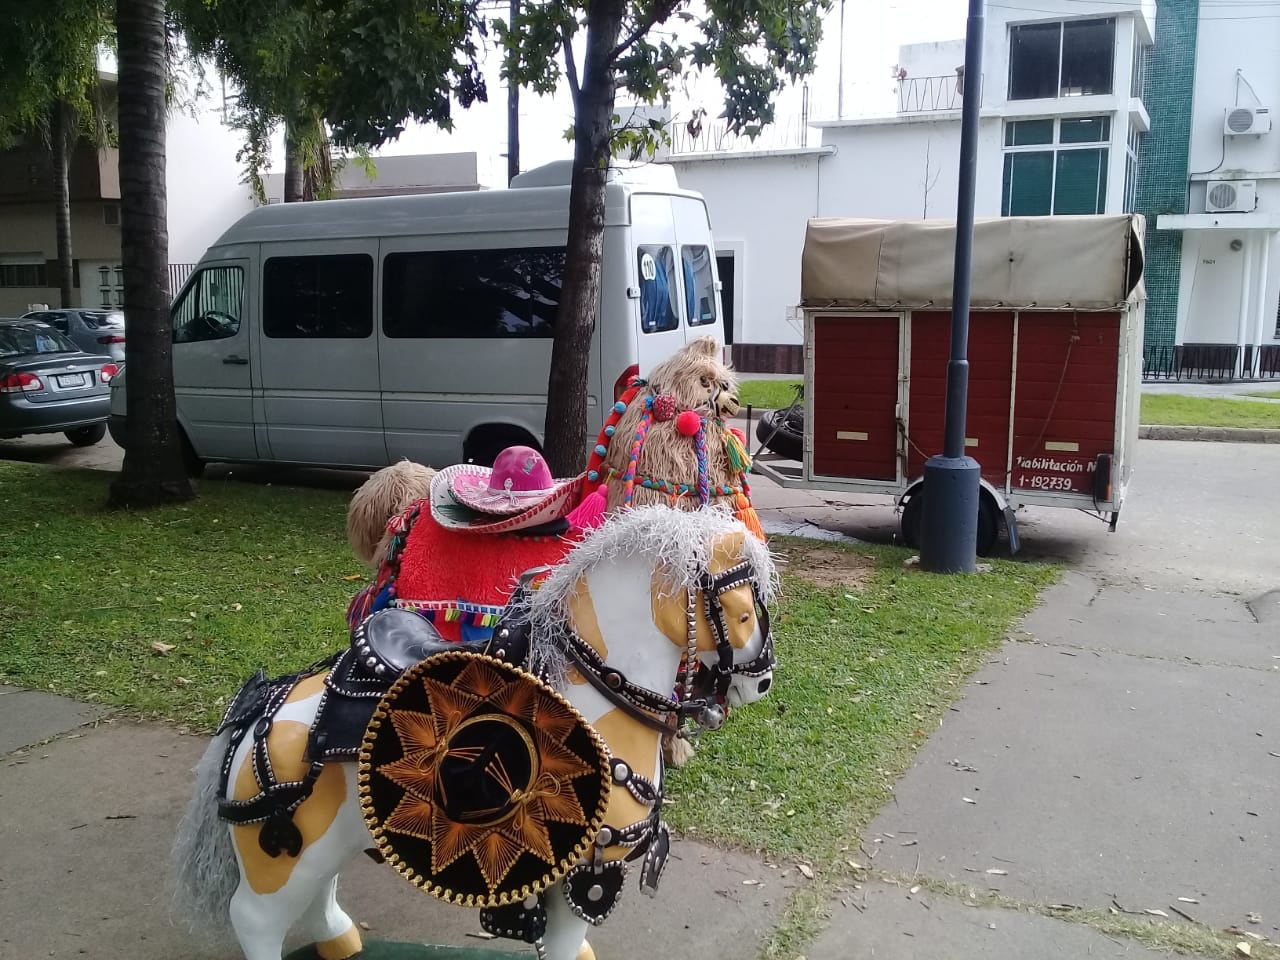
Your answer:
223,355 -> 249,365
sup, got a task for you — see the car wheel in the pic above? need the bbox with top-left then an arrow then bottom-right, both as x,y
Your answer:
65,423 -> 107,447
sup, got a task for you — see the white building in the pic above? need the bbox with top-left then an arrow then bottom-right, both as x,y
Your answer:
1156,1 -> 1280,378
661,0 -> 1167,374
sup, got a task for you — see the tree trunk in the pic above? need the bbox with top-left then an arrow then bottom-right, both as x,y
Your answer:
109,0 -> 194,508
284,119 -> 305,202
53,100 -> 75,309
541,0 -> 624,476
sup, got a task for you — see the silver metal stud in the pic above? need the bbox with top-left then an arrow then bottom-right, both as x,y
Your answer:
597,827 -> 613,846
587,884 -> 604,902
365,657 -> 378,670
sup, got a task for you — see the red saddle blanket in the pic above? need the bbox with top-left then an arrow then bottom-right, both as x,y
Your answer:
347,501 -> 581,643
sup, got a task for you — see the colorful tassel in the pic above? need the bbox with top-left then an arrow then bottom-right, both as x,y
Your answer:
734,492 -> 767,542
722,422 -> 753,476
566,483 -> 610,530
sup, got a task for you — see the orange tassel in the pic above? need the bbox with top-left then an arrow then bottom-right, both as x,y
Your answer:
734,493 -> 767,542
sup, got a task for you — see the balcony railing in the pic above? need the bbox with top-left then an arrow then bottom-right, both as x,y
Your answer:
896,74 -> 970,114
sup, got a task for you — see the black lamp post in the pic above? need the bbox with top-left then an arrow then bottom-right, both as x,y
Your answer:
919,0 -> 986,574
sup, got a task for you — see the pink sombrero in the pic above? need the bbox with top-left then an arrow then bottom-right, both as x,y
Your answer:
430,445 -> 582,535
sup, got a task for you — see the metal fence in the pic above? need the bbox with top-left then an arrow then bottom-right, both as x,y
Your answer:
168,263 -> 195,300
896,74 -> 968,114
1143,343 -> 1280,381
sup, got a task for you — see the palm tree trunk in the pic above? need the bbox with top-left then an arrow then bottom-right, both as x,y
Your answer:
541,0 -> 624,476
109,0 -> 194,508
283,118 -> 304,202
53,100 -> 75,309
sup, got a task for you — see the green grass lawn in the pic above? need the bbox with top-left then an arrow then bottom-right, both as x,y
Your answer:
1246,390 -> 1280,400
1141,393 -> 1280,429
0,463 -> 1054,877
738,379 -> 803,411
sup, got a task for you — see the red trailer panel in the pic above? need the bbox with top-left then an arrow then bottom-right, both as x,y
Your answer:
1011,312 -> 1121,496
811,315 -> 898,481
907,311 -> 1014,488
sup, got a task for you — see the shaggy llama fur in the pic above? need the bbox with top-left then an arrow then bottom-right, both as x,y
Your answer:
348,459 -> 436,570
600,337 -> 745,513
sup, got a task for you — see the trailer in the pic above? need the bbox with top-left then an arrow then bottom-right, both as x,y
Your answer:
753,214 -> 1146,555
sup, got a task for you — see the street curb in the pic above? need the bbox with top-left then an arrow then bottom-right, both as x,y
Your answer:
1139,424 -> 1280,443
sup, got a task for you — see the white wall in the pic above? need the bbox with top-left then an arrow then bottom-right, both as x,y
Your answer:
165,107 -> 256,264
667,152 -> 823,345
897,40 -> 966,82
1180,2 -> 1280,345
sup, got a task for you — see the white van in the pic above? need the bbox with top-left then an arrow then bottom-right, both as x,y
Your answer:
108,161 -> 725,473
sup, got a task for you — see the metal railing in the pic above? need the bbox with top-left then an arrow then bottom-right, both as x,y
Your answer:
896,74 -> 968,114
668,87 -> 813,155
168,263 -> 195,300
1143,342 -> 1280,381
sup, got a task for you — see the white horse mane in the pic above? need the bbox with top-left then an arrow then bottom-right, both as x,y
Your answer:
524,506 -> 778,683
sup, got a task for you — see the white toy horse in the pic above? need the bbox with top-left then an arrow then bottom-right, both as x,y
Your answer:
172,506 -> 777,960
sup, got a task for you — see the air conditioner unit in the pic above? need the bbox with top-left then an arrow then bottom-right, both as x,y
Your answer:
1205,179 -> 1257,213
1224,106 -> 1271,136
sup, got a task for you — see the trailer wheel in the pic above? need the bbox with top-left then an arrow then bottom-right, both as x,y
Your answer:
899,492 -> 923,549
976,492 -> 1001,558
899,488 -> 1002,556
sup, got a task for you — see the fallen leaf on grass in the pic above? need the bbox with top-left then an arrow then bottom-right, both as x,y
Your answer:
150,642 -> 175,656
342,574 -> 366,582
846,860 -> 864,870
797,863 -> 814,880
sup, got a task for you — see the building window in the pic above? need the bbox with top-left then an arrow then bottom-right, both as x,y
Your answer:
263,254 -> 373,339
1123,125 -> 1143,213
0,259 -> 48,288
638,245 -> 680,334
1002,116 -> 1110,216
1009,18 -> 1115,101
382,247 -> 564,339
681,246 -> 717,327
1130,39 -> 1149,100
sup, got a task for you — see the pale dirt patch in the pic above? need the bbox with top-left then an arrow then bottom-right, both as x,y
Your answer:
776,543 -> 875,591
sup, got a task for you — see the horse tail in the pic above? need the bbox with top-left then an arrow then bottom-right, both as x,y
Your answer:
170,728 -> 239,942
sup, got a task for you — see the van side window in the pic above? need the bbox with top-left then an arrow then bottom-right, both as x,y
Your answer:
172,265 -> 245,343
681,246 -> 717,326
638,245 -> 679,334
383,248 -> 564,339
263,254 -> 373,339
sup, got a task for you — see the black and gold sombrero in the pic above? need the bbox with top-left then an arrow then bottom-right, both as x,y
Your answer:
358,652 -> 612,908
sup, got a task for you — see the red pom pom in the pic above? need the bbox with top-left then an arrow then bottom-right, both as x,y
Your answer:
676,411 -> 702,437
651,394 -> 678,422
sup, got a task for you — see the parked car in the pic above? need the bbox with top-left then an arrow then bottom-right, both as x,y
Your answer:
0,319 -> 116,446
21,308 -> 127,362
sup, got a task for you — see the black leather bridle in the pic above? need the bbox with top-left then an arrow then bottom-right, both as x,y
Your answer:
558,558 -> 775,738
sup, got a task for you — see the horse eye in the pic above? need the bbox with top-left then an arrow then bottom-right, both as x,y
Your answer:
739,612 -> 751,623
700,376 -> 710,387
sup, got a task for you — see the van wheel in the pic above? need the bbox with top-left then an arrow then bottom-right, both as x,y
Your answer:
65,423 -> 107,447
464,429 -> 541,468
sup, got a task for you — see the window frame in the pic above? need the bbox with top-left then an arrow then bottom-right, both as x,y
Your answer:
171,264 -> 247,344
381,245 -> 567,340
261,252 -> 374,340
1001,115 -> 1112,217
1008,17 -> 1116,102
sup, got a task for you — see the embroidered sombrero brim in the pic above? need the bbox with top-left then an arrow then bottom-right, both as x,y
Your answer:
430,464 -> 582,534
450,469 -> 576,517
359,651 -> 612,908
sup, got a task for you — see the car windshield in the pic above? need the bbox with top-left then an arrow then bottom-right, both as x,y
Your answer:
0,326 -> 79,357
81,311 -> 125,329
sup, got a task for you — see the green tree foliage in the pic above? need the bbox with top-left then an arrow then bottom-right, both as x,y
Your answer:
172,0 -> 488,200
497,0 -> 830,474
